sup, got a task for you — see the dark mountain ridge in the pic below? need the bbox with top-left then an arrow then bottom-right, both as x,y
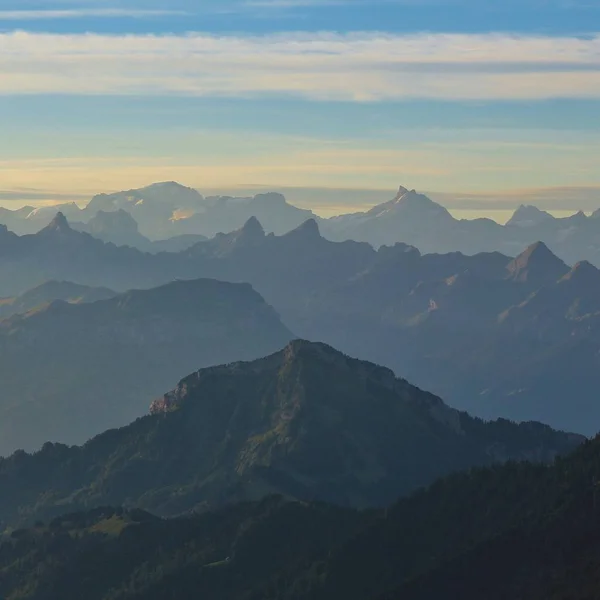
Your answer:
0,340 -> 581,530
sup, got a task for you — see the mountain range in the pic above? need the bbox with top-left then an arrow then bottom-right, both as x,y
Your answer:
0,180 -> 599,599
2,182 -> 600,268
1,211 -> 600,433
0,340 -> 581,531
72,209 -> 207,253
183,219 -> 600,435
324,185 -> 600,267
0,182 -> 315,243
0,277 -> 292,455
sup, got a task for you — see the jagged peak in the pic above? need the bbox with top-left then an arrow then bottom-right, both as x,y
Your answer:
394,189 -> 427,203
506,204 -> 554,227
39,211 -> 72,234
511,241 -> 555,264
240,216 -> 266,238
561,210 -> 587,223
506,241 -> 567,282
560,260 -> 600,283
284,218 -> 321,239
367,187 -> 452,219
394,185 -> 411,199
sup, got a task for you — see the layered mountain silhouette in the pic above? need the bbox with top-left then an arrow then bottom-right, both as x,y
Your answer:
72,209 -> 207,252
3,182 -> 600,267
0,278 -> 293,455
83,181 -> 206,238
174,192 -> 316,238
1,211 -> 600,432
0,213 -> 182,296
323,186 -> 600,267
0,202 -> 84,235
79,182 -> 315,239
0,340 -> 581,530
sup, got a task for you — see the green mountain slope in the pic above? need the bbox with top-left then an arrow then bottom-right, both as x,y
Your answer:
3,436 -> 600,600
0,340 -> 580,530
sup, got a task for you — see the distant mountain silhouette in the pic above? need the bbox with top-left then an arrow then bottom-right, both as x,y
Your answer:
506,204 -> 555,228
322,186 -> 600,267
84,181 -> 206,238
4,182 -> 600,267
0,340 -> 580,528
173,192 -> 316,238
0,203 -> 84,235
0,278 -> 293,455
324,186 -> 456,249
73,209 -> 207,252
0,280 -> 116,319
0,213 -> 184,296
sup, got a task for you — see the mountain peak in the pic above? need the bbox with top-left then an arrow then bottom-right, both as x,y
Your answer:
40,211 -> 72,235
240,216 -> 266,239
366,188 -> 453,221
394,185 -> 411,199
285,218 -> 321,239
506,241 -> 568,284
560,260 -> 600,283
506,205 -> 554,228
88,209 -> 140,235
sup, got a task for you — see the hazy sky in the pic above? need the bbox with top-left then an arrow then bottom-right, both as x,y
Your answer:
1,0 -> 599,213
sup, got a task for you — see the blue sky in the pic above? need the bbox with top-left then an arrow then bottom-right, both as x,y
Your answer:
1,0 -> 599,214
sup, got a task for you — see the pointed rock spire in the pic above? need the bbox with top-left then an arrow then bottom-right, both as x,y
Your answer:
506,241 -> 569,284
394,185 -> 410,199
240,216 -> 265,239
284,218 -> 321,240
41,211 -> 72,234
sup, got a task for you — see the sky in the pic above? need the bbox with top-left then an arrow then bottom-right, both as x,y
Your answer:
0,0 -> 599,216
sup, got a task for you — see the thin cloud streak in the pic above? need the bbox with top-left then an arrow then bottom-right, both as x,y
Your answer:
0,9 -> 187,19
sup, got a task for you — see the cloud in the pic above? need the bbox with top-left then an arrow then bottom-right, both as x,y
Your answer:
0,30 -> 599,100
0,8 -> 187,19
